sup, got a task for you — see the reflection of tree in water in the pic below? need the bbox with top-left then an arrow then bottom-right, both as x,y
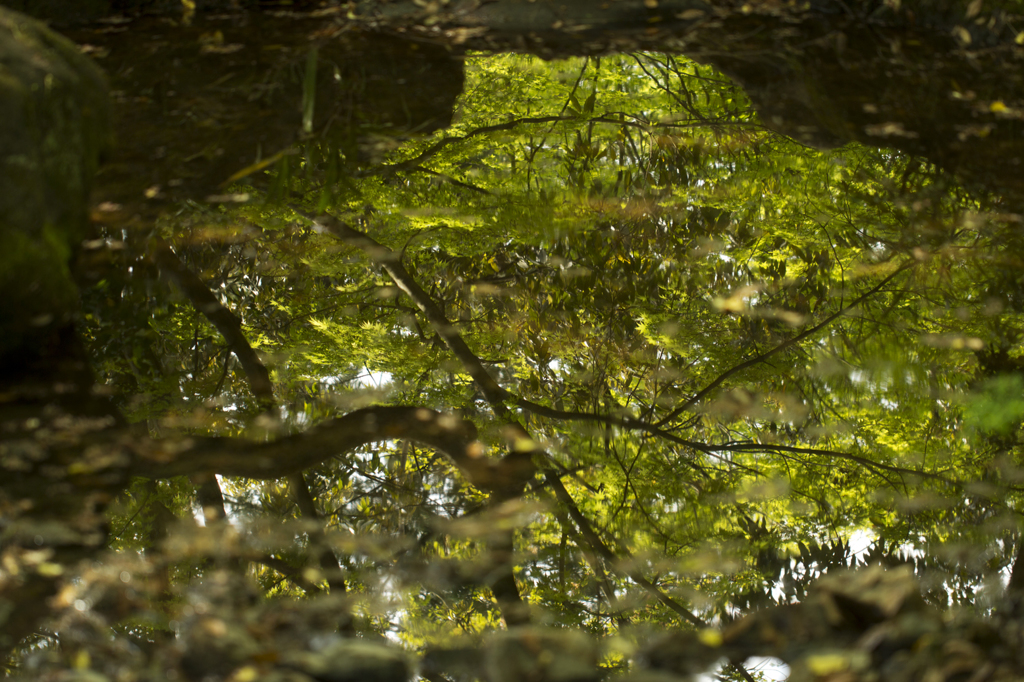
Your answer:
5,2 -> 1024,681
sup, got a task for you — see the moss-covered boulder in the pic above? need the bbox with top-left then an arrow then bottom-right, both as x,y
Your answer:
0,6 -> 110,365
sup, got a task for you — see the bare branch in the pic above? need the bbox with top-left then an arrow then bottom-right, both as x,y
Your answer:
540,475 -> 756,682
300,212 -> 545,624
132,405 -> 489,482
254,555 -> 324,595
149,238 -> 274,407
289,473 -> 348,596
718,441 -> 956,485
301,211 -> 744,647
656,259 -> 917,427
307,213 -> 511,410
373,115 -> 578,176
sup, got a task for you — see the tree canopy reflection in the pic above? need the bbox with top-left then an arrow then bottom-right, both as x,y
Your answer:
7,15 -> 1024,682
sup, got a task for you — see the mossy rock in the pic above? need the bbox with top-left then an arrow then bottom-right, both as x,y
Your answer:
0,7 -> 110,361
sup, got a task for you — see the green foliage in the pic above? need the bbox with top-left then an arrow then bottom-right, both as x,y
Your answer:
965,374 -> 1024,434
23,44 -> 1024,682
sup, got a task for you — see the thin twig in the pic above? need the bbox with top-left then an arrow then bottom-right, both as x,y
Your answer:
657,259 -> 916,427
